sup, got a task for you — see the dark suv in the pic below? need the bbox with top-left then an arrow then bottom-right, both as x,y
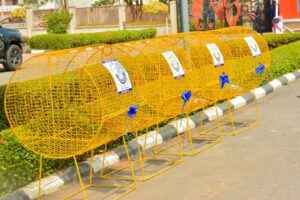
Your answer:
0,24 -> 25,71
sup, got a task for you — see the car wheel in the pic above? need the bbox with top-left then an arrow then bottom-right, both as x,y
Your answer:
3,44 -> 23,71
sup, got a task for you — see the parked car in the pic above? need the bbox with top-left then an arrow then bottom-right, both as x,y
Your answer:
0,23 -> 25,71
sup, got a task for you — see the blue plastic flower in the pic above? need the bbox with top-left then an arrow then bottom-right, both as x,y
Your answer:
255,63 -> 265,75
127,104 -> 139,118
181,90 -> 192,103
220,72 -> 230,89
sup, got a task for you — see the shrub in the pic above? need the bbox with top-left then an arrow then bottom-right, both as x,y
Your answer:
11,7 -> 26,20
142,1 -> 168,15
0,86 -> 8,131
266,41 -> 300,81
28,28 -> 157,50
189,20 -> 196,31
43,11 -> 73,34
263,32 -> 300,49
0,126 -> 133,197
0,129 -> 74,196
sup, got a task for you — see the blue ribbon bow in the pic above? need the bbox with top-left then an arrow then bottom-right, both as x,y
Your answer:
220,72 -> 230,89
181,90 -> 192,103
180,90 -> 192,126
127,104 -> 139,118
125,104 -> 139,142
255,63 -> 265,75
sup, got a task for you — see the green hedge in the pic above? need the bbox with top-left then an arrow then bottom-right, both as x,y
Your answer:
266,41 -> 300,81
0,129 -> 74,196
28,28 -> 157,50
263,32 -> 300,49
0,86 -> 8,131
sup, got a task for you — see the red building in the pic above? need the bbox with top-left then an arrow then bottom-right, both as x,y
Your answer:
279,0 -> 300,31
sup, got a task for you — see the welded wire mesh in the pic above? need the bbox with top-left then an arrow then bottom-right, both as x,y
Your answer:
210,26 -> 270,91
4,27 -> 270,160
4,45 -> 149,159
160,32 -> 238,104
123,37 -> 200,121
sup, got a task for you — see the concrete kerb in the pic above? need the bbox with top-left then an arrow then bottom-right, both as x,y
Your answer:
1,69 -> 300,200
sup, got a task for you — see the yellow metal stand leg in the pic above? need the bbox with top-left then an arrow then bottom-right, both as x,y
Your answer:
134,131 -> 146,179
153,123 -> 160,154
185,114 -> 195,154
228,98 -> 237,135
122,136 -> 137,187
101,126 -> 182,182
199,102 -> 224,135
199,110 -> 205,135
222,95 -> 260,136
74,156 -> 87,200
215,103 -> 222,139
38,155 -> 42,200
100,144 -> 108,178
90,150 -> 94,185
141,128 -> 148,156
200,95 -> 261,137
153,108 -> 221,157
175,119 -> 184,157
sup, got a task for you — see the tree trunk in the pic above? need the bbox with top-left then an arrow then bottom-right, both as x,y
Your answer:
60,0 -> 69,11
129,5 -> 136,22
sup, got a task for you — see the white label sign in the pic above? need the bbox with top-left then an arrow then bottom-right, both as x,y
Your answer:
206,43 -> 224,67
101,59 -> 132,94
244,36 -> 261,57
162,51 -> 185,79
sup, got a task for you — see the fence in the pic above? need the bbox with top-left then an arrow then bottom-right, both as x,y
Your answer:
75,5 -> 169,26
0,5 -> 18,21
76,6 -> 119,26
0,2 -> 177,37
125,6 -> 169,24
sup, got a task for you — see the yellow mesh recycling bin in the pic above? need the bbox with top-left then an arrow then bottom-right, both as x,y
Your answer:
209,26 -> 271,135
5,44 -> 156,199
5,51 -> 104,159
5,45 -> 145,158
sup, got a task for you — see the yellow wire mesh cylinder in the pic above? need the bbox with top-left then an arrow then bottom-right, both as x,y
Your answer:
4,45 -> 148,159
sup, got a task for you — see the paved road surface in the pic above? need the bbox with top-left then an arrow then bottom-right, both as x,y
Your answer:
0,54 -> 33,86
44,79 -> 300,200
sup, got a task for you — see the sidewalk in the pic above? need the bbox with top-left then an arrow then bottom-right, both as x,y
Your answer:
43,79 -> 300,199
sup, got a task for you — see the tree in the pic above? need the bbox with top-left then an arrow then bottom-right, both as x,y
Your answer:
124,0 -> 144,22
142,1 -> 168,21
92,0 -> 116,7
60,0 -> 68,11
